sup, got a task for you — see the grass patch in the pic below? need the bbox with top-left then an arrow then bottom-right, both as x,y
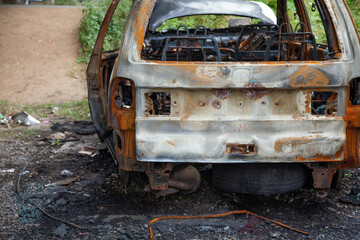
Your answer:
0,100 -> 91,121
20,128 -> 40,138
78,0 -> 132,63
346,0 -> 360,33
53,0 -> 78,5
0,100 -> 11,114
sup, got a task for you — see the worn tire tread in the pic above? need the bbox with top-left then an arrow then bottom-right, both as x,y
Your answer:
212,163 -> 307,194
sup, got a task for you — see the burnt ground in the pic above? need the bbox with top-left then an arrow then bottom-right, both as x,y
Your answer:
1,120 -> 360,240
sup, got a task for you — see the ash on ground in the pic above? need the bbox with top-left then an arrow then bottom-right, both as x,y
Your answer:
1,121 -> 360,240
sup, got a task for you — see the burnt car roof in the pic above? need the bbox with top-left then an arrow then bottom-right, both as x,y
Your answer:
148,0 -> 277,31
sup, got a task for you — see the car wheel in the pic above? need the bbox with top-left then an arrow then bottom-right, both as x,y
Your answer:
212,163 -> 308,194
331,170 -> 344,189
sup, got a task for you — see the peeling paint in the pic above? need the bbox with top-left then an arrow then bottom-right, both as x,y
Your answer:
243,80 -> 272,100
289,67 -> 329,87
211,99 -> 222,109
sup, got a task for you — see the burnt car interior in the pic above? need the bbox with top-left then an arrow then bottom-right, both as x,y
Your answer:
311,91 -> 338,115
142,0 -> 341,62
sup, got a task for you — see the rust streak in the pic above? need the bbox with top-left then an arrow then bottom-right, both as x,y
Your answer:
274,137 -> 313,153
296,145 -> 345,162
180,114 -> 190,121
196,100 -> 207,107
134,1 -> 154,53
305,91 -> 311,113
212,89 -> 233,100
211,99 -> 222,109
275,99 -> 283,106
243,80 -> 271,100
167,140 -> 176,147
289,67 -> 329,87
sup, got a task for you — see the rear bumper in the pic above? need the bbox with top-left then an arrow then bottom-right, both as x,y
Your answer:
136,118 -> 345,163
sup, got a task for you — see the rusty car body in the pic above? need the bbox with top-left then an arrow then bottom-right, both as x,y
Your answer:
87,0 -> 360,195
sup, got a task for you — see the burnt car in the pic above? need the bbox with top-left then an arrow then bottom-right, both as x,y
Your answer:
87,0 -> 360,196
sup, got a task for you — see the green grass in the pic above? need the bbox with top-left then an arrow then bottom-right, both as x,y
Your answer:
78,0 -> 132,63
53,0 -> 78,5
0,100 -> 91,121
158,15 -> 230,31
0,100 -> 11,114
346,0 -> 360,33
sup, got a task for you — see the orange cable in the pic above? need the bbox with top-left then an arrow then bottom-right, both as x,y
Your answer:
149,210 -> 308,240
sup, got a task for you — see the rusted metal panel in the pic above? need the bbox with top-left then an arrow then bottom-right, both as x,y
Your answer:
110,78 -> 147,172
312,169 -> 336,188
136,88 -> 346,117
342,128 -> 360,169
118,64 -> 353,89
135,118 -> 345,163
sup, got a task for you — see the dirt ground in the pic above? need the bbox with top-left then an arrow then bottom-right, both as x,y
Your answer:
0,6 -> 87,104
0,119 -> 360,240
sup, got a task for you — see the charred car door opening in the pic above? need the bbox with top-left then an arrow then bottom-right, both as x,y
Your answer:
87,0 -> 360,196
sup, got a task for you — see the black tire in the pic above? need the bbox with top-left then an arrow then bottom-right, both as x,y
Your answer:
212,163 -> 308,194
331,170 -> 344,189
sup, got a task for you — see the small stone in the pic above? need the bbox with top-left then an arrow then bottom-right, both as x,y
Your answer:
52,107 -> 60,114
61,170 -> 73,176
111,173 -> 119,179
199,226 -> 214,232
270,232 -> 281,238
117,236 -> 129,240
74,185 -> 83,192
53,224 -> 68,237
56,198 -> 68,206
126,229 -> 134,238
316,234 -> 326,240
344,189 -> 351,195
